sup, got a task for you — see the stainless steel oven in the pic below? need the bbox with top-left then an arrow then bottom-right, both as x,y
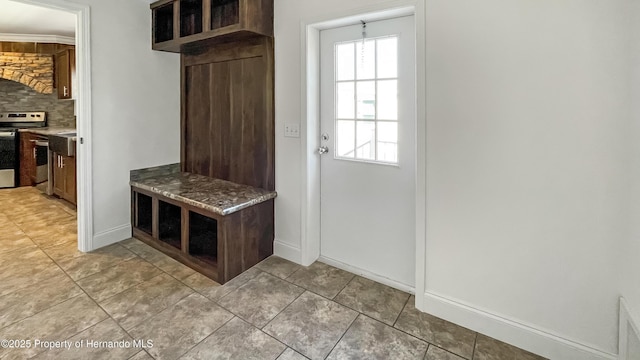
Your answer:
0,130 -> 17,188
0,112 -> 46,188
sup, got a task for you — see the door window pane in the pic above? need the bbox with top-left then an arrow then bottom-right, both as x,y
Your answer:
356,81 -> 375,120
356,39 -> 375,80
377,80 -> 397,120
356,121 -> 376,160
336,43 -> 355,81
337,82 -> 355,119
377,122 -> 398,163
336,120 -> 355,158
377,37 -> 397,78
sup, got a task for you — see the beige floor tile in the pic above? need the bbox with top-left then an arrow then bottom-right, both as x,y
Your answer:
181,317 -> 286,360
473,334 -> 547,360
277,348 -> 309,360
0,273 -> 83,328
256,256 -> 303,279
0,294 -> 108,358
326,315 -> 427,360
128,293 -> 233,360
0,247 -> 65,297
334,276 -> 410,325
120,238 -> 196,280
263,291 -> 358,360
286,262 -> 354,299
100,273 -> 193,330
129,351 -> 155,360
44,243 -> 137,280
31,318 -> 139,360
182,267 -> 261,301
217,272 -> 304,327
76,257 -> 163,301
425,346 -> 466,360
394,296 -> 476,359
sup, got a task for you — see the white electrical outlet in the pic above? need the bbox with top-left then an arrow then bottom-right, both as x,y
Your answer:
284,123 -> 300,138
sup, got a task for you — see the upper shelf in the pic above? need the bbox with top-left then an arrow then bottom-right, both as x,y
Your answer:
151,0 -> 273,53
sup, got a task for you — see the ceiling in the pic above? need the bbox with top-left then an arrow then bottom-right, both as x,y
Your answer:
0,0 -> 75,39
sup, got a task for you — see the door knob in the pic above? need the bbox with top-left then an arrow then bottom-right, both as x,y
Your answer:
318,146 -> 329,155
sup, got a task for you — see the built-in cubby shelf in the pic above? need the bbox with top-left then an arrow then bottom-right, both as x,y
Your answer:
134,193 -> 153,235
150,0 -> 273,53
130,168 -> 276,284
159,201 -> 182,250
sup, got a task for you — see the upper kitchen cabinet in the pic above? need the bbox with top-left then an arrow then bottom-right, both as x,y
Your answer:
55,48 -> 75,99
151,0 -> 273,53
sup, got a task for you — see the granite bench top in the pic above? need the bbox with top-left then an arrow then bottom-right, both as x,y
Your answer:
130,164 -> 276,216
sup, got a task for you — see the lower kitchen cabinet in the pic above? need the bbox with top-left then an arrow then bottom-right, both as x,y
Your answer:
19,132 -> 37,187
52,151 -> 76,205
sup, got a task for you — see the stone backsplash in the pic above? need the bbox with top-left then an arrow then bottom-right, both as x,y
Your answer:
0,52 -> 54,94
0,79 -> 75,128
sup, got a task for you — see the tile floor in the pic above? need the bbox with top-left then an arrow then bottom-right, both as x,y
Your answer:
0,187 -> 546,360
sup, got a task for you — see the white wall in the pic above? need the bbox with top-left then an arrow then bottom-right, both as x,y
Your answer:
624,0 -> 640,344
275,0 -> 630,358
72,0 -> 180,245
424,0 -> 628,356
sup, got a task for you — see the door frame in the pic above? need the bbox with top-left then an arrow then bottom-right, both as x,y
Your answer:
299,0 -> 426,297
12,0 -> 94,253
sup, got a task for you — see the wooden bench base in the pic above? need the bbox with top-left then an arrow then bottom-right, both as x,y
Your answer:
131,186 -> 273,284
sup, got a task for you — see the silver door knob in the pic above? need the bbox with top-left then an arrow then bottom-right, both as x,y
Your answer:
318,146 -> 329,154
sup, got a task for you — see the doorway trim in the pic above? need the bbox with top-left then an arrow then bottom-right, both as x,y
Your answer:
299,0 -> 426,297
12,0 -> 93,253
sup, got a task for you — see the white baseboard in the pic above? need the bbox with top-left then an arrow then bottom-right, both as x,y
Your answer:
319,256 -> 415,295
421,291 -> 616,360
620,297 -> 640,360
90,224 -> 132,250
273,239 -> 302,264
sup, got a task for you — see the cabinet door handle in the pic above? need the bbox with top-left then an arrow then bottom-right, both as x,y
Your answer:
63,86 -> 68,97
33,148 -> 36,159
61,157 -> 64,168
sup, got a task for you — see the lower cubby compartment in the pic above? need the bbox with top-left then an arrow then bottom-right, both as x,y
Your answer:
159,200 -> 182,250
131,184 -> 274,284
136,193 -> 153,235
189,211 -> 218,266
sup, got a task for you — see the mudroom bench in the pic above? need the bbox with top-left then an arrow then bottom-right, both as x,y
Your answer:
130,164 -> 276,284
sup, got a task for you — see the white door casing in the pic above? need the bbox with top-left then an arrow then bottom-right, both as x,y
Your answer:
11,0 -> 93,252
319,15 -> 416,288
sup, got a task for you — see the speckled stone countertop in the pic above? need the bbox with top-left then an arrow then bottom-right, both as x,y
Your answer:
19,127 -> 76,136
130,164 -> 277,216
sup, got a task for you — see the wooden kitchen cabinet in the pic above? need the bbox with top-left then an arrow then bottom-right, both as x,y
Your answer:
52,151 -> 76,205
18,132 -> 37,187
151,0 -> 273,52
55,48 -> 75,99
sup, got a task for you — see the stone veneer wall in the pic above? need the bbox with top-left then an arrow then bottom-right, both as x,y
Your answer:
0,52 -> 54,94
0,79 -> 75,128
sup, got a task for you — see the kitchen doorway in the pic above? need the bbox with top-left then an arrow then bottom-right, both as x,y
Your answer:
1,0 -> 93,252
318,15 -> 417,289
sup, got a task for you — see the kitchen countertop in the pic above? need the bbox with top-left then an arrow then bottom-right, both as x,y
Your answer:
130,164 -> 277,216
18,127 -> 76,136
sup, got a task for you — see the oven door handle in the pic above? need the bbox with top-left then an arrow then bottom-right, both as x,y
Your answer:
0,131 -> 15,137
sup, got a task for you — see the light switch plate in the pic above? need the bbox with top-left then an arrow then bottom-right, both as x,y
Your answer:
284,123 -> 300,138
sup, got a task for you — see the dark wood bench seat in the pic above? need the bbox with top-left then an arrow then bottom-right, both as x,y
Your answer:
130,163 -> 276,284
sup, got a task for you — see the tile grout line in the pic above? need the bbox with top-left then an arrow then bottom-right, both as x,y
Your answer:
392,293 -> 412,327
321,311 -> 360,359
471,332 -> 478,360
164,314 -> 237,360
258,288 -> 307,331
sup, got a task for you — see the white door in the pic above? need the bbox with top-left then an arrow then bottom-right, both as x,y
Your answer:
320,16 -> 416,288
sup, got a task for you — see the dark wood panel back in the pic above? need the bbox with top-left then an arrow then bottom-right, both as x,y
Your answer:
182,36 -> 273,191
